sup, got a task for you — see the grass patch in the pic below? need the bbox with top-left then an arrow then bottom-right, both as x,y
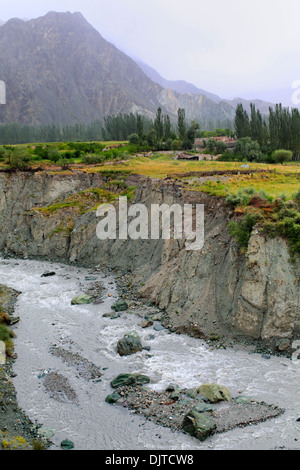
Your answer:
0,324 -> 15,356
35,185 -> 136,217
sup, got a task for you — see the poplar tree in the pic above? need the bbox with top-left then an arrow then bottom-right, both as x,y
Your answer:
234,104 -> 250,138
177,108 -> 187,141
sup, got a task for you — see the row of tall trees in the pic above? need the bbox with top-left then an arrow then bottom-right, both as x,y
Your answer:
0,107 -> 234,146
234,103 -> 300,157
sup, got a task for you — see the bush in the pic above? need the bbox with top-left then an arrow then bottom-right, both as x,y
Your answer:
128,133 -> 140,145
272,149 -> 293,164
81,154 -> 105,165
67,142 -> 105,154
217,151 -> 241,162
5,148 -> 31,170
0,324 -> 12,342
48,149 -> 60,163
293,188 -> 300,204
225,188 -> 271,207
34,145 -> 49,159
228,213 -> 258,248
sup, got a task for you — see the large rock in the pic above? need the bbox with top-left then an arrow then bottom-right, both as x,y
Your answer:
197,384 -> 231,403
111,373 -> 150,388
117,331 -> 143,356
112,300 -> 129,312
71,294 -> 94,305
182,410 -> 216,441
105,392 -> 122,404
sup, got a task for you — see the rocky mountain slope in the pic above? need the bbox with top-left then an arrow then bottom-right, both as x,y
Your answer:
137,60 -> 222,103
0,11 -> 273,126
0,11 -> 163,125
138,60 -> 275,115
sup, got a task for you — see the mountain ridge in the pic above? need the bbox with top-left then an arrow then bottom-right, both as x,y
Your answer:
0,11 -> 274,127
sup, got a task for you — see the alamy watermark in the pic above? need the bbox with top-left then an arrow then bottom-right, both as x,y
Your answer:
96,197 -> 204,251
0,81 -> 6,104
291,80 -> 300,105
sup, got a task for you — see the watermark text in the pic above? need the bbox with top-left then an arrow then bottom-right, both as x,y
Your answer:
96,197 -> 205,251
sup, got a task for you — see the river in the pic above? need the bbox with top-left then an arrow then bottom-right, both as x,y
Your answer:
0,258 -> 299,450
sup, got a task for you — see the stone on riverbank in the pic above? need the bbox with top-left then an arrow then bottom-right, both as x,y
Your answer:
182,409 -> 217,441
197,383 -> 231,403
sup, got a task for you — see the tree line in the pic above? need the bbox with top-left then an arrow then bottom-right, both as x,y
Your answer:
0,108 -> 234,147
234,103 -> 300,159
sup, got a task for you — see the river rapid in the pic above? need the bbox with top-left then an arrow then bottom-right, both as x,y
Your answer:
0,258 -> 299,451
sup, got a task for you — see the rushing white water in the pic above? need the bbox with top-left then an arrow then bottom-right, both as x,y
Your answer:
0,258 -> 299,450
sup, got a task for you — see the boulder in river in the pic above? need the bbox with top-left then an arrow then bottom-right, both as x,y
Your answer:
60,439 -> 74,450
117,331 -> 143,356
71,294 -> 94,305
111,373 -> 150,388
41,271 -> 56,277
105,392 -> 122,404
111,300 -> 129,312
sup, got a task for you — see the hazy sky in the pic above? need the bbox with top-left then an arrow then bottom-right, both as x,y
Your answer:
1,0 -> 300,103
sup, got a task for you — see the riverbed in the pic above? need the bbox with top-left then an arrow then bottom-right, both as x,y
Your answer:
0,258 -> 299,450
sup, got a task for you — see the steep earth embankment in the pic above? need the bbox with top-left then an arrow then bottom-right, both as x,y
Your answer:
0,171 -> 299,352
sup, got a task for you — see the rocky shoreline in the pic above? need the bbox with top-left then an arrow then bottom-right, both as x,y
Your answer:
0,253 -> 297,450
0,283 -> 50,450
111,268 -> 294,360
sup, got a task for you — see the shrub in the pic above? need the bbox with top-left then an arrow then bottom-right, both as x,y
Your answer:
226,188 -> 273,207
48,149 -> 60,163
293,188 -> 300,205
0,324 -> 12,342
5,148 -> 31,170
228,213 -> 258,248
272,149 -> 293,164
81,154 -> 105,165
128,133 -> 140,145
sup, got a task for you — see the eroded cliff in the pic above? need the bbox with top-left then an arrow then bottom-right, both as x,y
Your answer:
0,170 -> 299,351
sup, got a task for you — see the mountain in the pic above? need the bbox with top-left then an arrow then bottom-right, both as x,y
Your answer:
0,11 -> 274,127
137,60 -> 276,116
0,11 -> 163,126
222,97 -> 275,115
137,60 -> 222,103
158,88 -> 235,123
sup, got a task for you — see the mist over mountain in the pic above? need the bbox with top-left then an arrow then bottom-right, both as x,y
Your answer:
0,11 -> 275,127
137,60 -> 222,103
